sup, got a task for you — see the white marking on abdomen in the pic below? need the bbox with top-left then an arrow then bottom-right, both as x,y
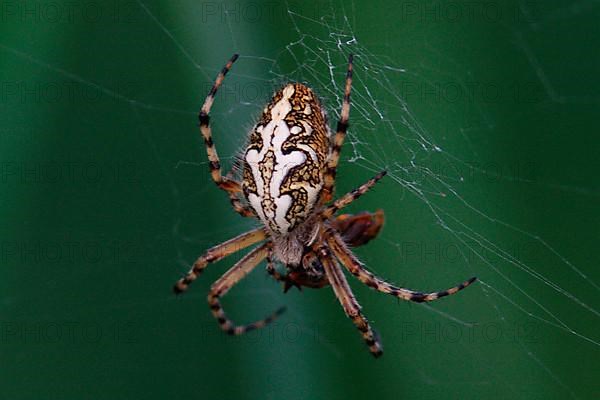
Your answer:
245,85 -> 320,234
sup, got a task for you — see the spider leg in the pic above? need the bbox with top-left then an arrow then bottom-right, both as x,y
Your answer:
199,54 -> 254,218
327,233 -> 477,302
321,170 -> 387,219
321,54 -> 354,204
265,247 -> 301,292
317,246 -> 383,358
173,227 -> 267,294
208,243 -> 286,335
265,247 -> 285,281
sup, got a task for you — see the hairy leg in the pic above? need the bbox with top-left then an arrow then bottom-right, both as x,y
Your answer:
328,233 -> 476,303
321,171 -> 386,219
318,246 -> 383,357
198,54 -> 254,217
173,227 -> 267,293
208,243 -> 286,335
321,54 -> 354,204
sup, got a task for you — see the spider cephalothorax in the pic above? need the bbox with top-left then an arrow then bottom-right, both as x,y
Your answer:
173,54 -> 477,357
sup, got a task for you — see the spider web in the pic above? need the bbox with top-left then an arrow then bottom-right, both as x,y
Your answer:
150,2 -> 599,396
3,0 -> 598,398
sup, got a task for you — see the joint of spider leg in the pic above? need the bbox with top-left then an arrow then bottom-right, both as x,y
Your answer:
326,166 -> 337,177
346,55 -> 354,77
353,316 -> 370,333
229,200 -> 253,217
208,85 -> 218,98
364,337 -> 378,348
198,112 -> 210,126
316,246 -> 331,258
209,160 -> 221,171
227,53 -> 239,67
336,120 -> 349,134
220,179 -> 238,192
320,185 -> 334,201
407,293 -> 429,303
211,56 -> 238,95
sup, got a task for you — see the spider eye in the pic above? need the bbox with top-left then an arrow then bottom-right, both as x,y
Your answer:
301,251 -> 323,272
312,259 -> 324,273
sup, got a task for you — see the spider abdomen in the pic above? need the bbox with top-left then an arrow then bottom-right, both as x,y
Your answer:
243,83 -> 330,235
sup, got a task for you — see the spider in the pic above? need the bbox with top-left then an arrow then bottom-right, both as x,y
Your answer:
173,54 -> 477,357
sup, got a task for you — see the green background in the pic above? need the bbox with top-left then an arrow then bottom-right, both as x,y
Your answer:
1,1 -> 599,399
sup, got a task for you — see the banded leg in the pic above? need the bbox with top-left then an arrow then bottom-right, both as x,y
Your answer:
173,227 -> 267,294
321,170 -> 387,219
318,246 -> 383,358
322,54 -> 354,204
328,233 -> 477,302
199,54 -> 254,218
208,243 -> 286,335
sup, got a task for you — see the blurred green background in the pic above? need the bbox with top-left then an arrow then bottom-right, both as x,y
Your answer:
1,1 -> 599,399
